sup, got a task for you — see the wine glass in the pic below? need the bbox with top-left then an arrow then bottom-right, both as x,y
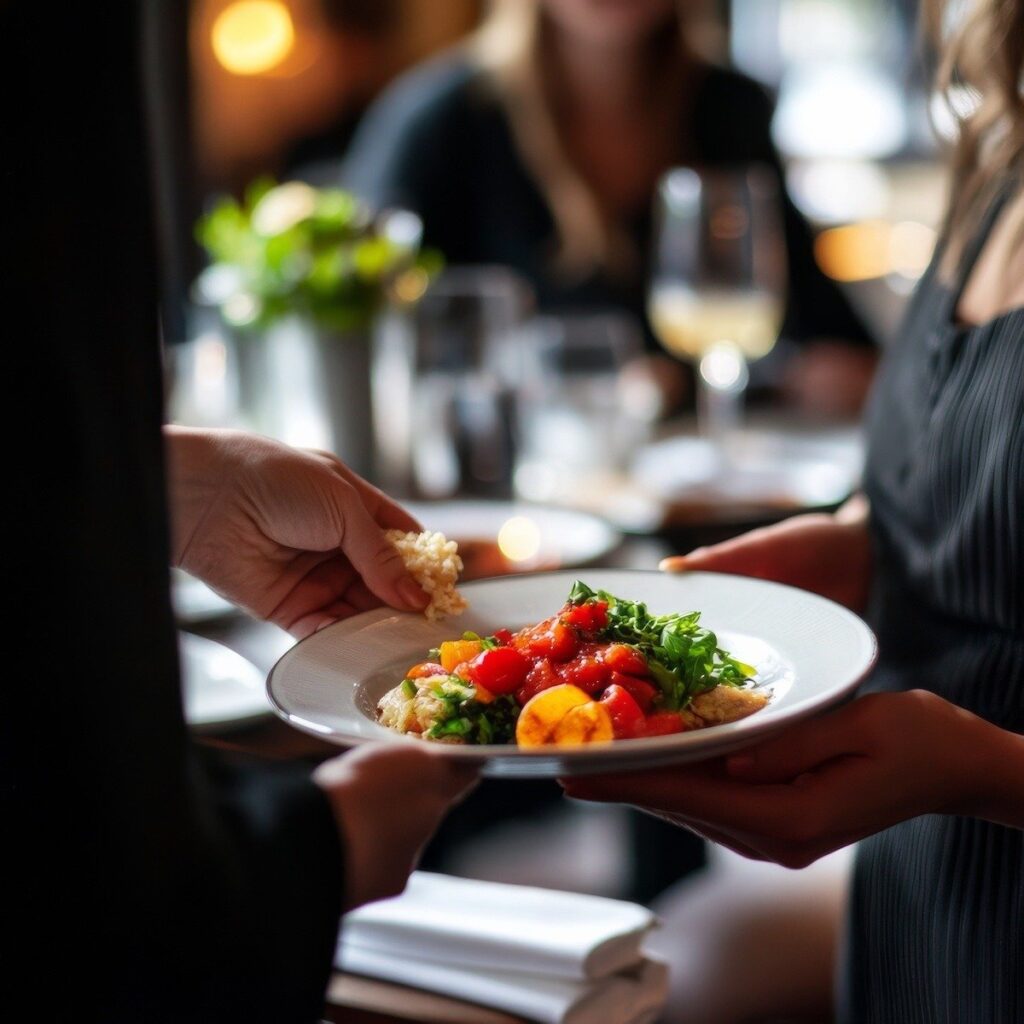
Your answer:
648,166 -> 786,450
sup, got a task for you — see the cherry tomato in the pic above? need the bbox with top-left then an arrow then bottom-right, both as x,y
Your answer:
515,658 -> 561,706
602,643 -> 649,677
515,617 -> 579,663
559,656 -> 611,696
493,628 -> 514,646
643,711 -> 686,737
600,684 -> 646,739
609,672 -> 658,714
560,600 -> 609,634
467,646 -> 530,695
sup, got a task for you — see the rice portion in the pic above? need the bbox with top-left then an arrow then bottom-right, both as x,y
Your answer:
385,529 -> 467,620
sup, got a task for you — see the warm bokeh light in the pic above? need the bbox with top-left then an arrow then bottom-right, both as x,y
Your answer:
814,220 -> 936,283
211,1 -> 295,76
392,268 -> 430,304
497,517 -> 543,564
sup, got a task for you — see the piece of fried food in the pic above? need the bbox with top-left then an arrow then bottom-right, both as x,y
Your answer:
690,685 -> 769,726
385,529 -> 467,621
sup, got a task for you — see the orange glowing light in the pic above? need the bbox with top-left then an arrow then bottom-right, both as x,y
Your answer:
211,1 -> 295,76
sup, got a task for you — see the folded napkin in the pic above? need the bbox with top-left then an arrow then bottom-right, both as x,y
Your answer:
336,873 -> 667,1024
340,872 -> 657,981
337,943 -> 668,1024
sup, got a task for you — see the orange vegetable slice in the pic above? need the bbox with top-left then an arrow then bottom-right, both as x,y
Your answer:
439,639 -> 482,673
516,684 -> 592,747
553,701 -> 614,746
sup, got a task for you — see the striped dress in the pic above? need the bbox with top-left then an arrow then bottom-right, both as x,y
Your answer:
840,192 -> 1024,1022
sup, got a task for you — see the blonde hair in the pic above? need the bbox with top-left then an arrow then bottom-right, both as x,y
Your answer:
469,1 -> 694,279
927,0 -> 1024,271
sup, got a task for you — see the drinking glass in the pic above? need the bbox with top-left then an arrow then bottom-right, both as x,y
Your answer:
371,266 -> 533,499
513,313 -> 650,502
648,166 -> 786,446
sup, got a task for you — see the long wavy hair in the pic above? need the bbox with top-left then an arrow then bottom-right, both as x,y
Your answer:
926,0 -> 1024,270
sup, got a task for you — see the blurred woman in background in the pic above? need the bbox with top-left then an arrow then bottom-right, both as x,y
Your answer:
566,0 -> 1024,1019
341,0 -> 878,417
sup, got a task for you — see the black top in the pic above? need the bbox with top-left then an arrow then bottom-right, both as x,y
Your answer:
844,189 -> 1024,1021
341,57 -> 874,353
4,4 -> 343,1020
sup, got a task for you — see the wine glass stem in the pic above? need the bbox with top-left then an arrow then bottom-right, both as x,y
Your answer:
698,381 -> 742,441
696,342 -> 749,452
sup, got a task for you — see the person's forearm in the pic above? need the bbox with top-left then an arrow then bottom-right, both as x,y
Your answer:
163,425 -> 232,566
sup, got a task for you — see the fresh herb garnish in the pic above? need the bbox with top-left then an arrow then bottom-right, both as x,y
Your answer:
424,675 -> 519,743
567,580 -> 754,710
462,630 -> 500,651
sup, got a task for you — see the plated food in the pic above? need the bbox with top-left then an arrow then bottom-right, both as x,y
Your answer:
377,580 -> 768,747
267,569 -> 876,777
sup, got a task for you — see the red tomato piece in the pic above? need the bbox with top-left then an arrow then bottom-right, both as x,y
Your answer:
643,711 -> 686,737
467,647 -> 531,695
600,684 -> 646,739
493,628 -> 514,646
609,672 -> 658,714
515,617 -> 579,663
515,658 -> 561,706
560,600 -> 609,634
602,643 -> 649,677
559,654 -> 612,696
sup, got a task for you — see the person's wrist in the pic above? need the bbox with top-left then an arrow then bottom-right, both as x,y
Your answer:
954,713 -> 1024,828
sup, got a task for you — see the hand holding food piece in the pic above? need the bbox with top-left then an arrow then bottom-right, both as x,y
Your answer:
165,427 -> 428,636
314,744 -> 478,910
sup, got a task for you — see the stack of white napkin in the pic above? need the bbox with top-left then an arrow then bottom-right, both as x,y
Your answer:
336,872 -> 667,1024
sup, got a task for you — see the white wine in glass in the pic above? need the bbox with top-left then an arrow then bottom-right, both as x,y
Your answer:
649,167 -> 786,443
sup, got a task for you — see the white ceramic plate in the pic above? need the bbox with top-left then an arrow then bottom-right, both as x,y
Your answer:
267,570 -> 876,777
181,632 -> 272,732
404,501 -> 620,572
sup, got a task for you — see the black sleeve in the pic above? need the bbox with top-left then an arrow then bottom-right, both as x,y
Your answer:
696,70 -> 877,348
3,4 -> 343,1020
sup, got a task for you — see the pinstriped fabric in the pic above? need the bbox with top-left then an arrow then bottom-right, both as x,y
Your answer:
841,194 -> 1024,1022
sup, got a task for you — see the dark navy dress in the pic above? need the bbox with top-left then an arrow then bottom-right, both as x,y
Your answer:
842,191 -> 1024,1022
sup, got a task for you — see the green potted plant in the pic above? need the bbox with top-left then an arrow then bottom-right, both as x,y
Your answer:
195,178 -> 440,474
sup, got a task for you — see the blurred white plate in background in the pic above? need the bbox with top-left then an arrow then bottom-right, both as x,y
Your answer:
180,632 -> 271,731
405,501 -> 620,577
633,427 -> 864,511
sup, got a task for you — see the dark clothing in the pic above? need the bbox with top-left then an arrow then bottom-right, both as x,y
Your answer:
845,189 -> 1024,1021
4,4 -> 343,1020
342,57 -> 874,354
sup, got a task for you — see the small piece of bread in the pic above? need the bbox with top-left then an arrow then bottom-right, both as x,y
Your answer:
385,529 -> 467,621
690,685 -> 768,725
